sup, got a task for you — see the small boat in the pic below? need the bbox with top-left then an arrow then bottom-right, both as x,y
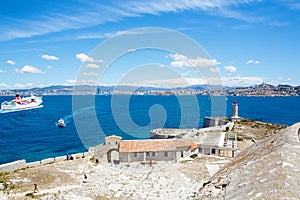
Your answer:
1,93 -> 43,110
57,118 -> 66,128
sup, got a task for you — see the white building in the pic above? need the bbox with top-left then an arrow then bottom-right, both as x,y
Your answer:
230,100 -> 241,121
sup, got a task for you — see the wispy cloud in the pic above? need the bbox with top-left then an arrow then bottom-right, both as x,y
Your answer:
14,65 -> 45,74
246,59 -> 260,64
41,54 -> 59,61
209,67 -> 220,73
64,79 -> 98,86
0,0 -> 264,41
222,76 -> 264,86
77,34 -> 104,39
285,1 -> 300,10
14,83 -> 34,88
128,49 -> 136,52
83,72 -> 100,77
0,69 -> 7,73
120,0 -> 265,24
47,65 -> 54,70
85,63 -> 100,69
119,77 -> 206,88
0,83 -> 10,88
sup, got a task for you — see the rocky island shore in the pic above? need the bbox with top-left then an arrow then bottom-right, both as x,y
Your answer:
1,120 -> 299,200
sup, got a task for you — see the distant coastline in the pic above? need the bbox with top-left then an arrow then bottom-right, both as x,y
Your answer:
0,82 -> 299,97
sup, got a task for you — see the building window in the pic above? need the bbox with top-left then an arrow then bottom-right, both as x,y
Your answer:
199,148 -> 203,153
164,151 -> 168,157
116,142 -> 118,145
212,149 -> 216,155
181,150 -> 184,157
152,152 -> 156,157
134,152 -> 137,157
146,152 -> 150,157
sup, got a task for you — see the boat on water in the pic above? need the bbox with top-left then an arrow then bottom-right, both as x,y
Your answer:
1,93 -> 43,110
57,118 -> 66,128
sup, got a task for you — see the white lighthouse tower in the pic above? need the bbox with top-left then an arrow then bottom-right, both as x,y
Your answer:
230,100 -> 241,121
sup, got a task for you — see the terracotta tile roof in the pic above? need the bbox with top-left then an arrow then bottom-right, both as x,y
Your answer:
190,142 -> 198,151
172,139 -> 193,148
119,139 -> 192,153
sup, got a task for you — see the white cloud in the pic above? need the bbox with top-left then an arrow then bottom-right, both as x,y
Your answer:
224,65 -> 237,74
77,34 -> 103,39
76,53 -> 93,62
65,80 -> 76,85
41,54 -> 59,61
6,60 -> 16,65
83,72 -> 100,76
121,77 -> 206,88
47,65 -> 53,70
221,76 -> 264,86
246,59 -> 260,64
64,79 -> 98,85
15,65 -> 45,74
128,49 -> 136,52
0,83 -> 10,88
121,1 -> 259,23
209,67 -> 220,73
75,53 -> 103,63
181,70 -> 192,76
14,83 -> 34,88
0,69 -> 7,73
168,53 -> 219,68
276,77 -> 292,83
103,29 -> 155,38
85,63 -> 100,69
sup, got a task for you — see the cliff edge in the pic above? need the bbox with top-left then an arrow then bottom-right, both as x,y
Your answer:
197,122 -> 300,199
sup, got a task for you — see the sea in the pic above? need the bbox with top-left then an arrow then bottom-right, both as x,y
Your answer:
0,95 -> 300,164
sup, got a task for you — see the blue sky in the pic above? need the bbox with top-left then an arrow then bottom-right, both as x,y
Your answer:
0,0 -> 300,89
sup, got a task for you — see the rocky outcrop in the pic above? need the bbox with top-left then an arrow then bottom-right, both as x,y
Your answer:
196,122 -> 300,199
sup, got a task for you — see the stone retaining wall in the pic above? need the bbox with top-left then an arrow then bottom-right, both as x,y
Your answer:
0,151 -> 90,172
0,160 -> 26,172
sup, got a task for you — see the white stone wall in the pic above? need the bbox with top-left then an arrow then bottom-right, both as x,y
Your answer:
120,151 -> 176,162
0,160 -> 26,172
26,161 -> 41,168
40,158 -> 55,165
175,147 -> 191,161
54,156 -> 66,162
198,146 -> 219,156
0,151 -> 89,172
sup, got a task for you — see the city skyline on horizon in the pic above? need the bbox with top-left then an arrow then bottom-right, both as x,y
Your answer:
1,1 -> 300,89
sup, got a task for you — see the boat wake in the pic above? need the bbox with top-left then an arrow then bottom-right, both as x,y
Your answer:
56,106 -> 94,127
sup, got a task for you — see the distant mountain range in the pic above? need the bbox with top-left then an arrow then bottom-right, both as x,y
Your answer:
1,83 -> 299,96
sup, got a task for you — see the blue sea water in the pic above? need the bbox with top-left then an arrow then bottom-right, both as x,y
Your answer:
0,95 -> 300,164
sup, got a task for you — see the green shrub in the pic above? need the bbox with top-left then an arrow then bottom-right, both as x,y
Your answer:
190,154 -> 198,159
237,135 -> 244,141
90,157 -> 95,162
